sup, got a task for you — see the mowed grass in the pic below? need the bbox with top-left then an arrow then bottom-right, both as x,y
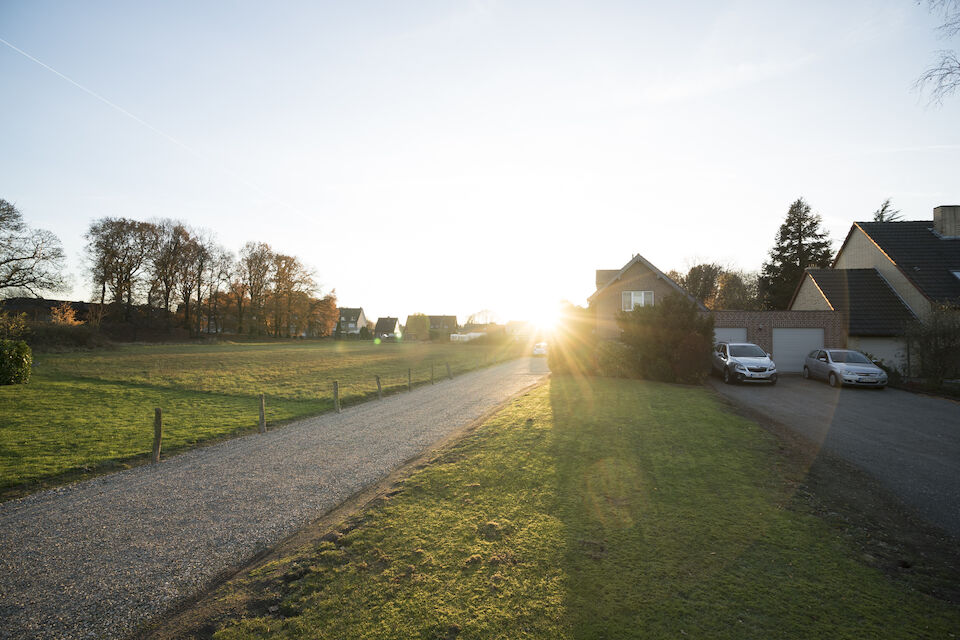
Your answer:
0,340 -> 523,491
208,377 -> 960,640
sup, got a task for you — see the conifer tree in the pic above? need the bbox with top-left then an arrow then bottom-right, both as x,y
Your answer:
759,198 -> 832,309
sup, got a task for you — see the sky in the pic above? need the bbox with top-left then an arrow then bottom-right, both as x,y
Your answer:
2,0 -> 959,324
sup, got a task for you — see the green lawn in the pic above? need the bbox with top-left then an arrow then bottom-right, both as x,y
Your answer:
205,377 -> 960,640
0,340 -> 522,492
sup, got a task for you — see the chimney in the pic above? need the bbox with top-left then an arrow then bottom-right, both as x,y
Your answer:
933,205 -> 960,237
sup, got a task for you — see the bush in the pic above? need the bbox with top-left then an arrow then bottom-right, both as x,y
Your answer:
26,322 -> 113,352
0,311 -> 29,340
906,306 -> 960,381
618,293 -> 714,384
596,340 -> 635,378
0,339 -> 32,384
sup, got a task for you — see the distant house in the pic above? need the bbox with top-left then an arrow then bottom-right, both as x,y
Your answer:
374,317 -> 402,340
790,205 -> 960,369
589,254 -> 707,339
0,297 -> 90,322
428,315 -> 458,339
336,307 -> 368,335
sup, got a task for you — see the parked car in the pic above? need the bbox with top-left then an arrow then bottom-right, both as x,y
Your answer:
803,349 -> 887,389
712,342 -> 778,385
532,342 -> 548,356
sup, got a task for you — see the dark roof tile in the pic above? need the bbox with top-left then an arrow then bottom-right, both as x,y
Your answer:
807,268 -> 915,336
856,221 -> 960,304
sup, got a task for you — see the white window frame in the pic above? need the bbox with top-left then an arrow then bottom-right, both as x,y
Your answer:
621,290 -> 654,311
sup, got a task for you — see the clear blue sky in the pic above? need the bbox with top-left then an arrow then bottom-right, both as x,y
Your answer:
2,1 -> 958,323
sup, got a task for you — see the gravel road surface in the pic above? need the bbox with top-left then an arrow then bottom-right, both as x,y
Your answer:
0,357 -> 548,640
708,376 -> 960,536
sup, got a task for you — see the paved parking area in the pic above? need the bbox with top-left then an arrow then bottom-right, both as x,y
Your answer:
708,376 -> 960,537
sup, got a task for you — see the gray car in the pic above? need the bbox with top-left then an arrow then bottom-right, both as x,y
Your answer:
802,349 -> 888,389
712,342 -> 778,385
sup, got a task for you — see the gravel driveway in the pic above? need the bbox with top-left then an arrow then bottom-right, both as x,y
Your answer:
708,376 -> 960,536
0,357 -> 548,640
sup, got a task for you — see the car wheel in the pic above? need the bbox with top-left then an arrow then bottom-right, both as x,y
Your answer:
802,366 -> 810,380
722,368 -> 733,384
828,372 -> 839,388
877,385 -> 886,390
769,375 -> 777,386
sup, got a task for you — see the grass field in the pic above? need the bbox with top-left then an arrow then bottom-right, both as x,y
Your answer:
194,377 -> 960,640
0,340 -> 523,493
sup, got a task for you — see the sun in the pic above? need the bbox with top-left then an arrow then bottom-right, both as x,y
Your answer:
528,305 -> 560,332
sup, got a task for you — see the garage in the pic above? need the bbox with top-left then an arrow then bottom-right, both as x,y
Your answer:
772,328 -> 824,373
713,327 -> 747,344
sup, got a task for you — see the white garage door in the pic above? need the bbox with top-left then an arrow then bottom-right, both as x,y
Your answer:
773,328 -> 824,373
714,327 -> 747,344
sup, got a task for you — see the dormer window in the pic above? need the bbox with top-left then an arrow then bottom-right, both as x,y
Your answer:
952,270 -> 960,281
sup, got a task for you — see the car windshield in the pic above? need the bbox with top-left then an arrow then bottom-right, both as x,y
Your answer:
729,345 -> 766,358
829,350 -> 871,364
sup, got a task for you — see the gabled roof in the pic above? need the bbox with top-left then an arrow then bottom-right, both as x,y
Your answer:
803,268 -> 916,336
588,254 -> 708,311
374,317 -> 399,334
428,315 -> 457,329
338,308 -> 363,323
847,221 -> 960,305
595,270 -> 620,289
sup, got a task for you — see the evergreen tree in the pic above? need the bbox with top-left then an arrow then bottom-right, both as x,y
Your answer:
872,198 -> 903,222
759,198 -> 832,309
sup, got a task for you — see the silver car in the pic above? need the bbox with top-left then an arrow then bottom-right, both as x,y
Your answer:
712,342 -> 778,385
802,349 -> 888,389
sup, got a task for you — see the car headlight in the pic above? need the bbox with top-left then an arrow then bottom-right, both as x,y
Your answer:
734,363 -> 747,371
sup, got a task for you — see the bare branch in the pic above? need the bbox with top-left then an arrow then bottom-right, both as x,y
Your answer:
915,50 -> 960,104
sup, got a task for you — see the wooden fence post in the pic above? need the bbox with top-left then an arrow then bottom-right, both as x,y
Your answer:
334,381 -> 341,413
259,394 -> 266,433
446,362 -> 452,380
376,375 -> 383,400
407,368 -> 412,392
152,408 -> 163,463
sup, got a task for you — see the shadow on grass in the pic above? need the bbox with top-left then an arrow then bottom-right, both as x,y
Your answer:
547,375 -> 960,639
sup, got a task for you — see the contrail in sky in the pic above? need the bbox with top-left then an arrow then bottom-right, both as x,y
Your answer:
0,35 -> 316,225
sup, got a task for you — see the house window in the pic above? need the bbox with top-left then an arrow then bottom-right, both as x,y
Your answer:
348,322 -> 356,329
952,270 -> 960,281
621,290 -> 654,311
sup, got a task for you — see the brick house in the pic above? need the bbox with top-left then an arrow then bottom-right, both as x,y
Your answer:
589,254 -> 846,373
588,254 -> 707,340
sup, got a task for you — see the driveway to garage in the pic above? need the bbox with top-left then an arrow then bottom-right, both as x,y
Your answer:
708,376 -> 960,537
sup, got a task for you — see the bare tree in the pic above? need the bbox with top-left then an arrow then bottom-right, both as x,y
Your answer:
270,254 -> 316,337
227,262 -> 249,334
205,249 -> 233,334
0,199 -> 66,298
174,231 -> 201,334
917,0 -> 960,103
85,217 -> 156,319
149,220 -> 189,313
239,241 -> 274,335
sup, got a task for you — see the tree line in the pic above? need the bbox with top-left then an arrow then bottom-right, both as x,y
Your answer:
83,217 -> 337,337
